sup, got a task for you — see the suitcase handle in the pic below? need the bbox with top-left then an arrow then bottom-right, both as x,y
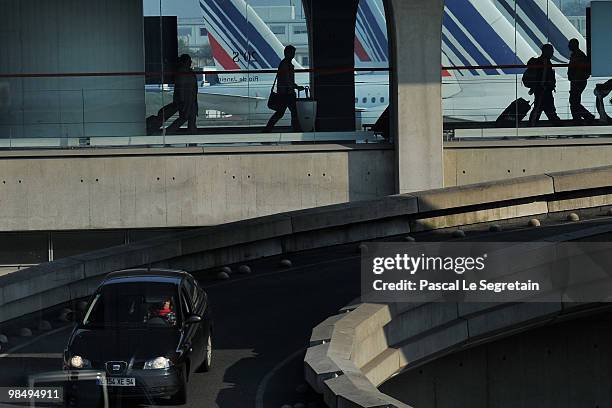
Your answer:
298,86 -> 310,99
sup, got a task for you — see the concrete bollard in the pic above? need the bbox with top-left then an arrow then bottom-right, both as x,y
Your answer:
280,259 -> 292,268
489,224 -> 502,232
238,265 -> 252,274
567,213 -> 580,222
452,229 -> 466,238
528,218 -> 541,227
281,405 -> 293,408
0,334 -> 8,344
294,403 -> 306,408
221,266 -> 232,275
19,328 -> 32,337
404,235 -> 416,242
38,320 -> 52,331
217,271 -> 230,280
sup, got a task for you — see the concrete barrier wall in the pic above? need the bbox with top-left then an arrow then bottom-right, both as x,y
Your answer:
3,165 -> 612,323
444,139 -> 612,187
305,298 -> 609,408
0,146 -> 395,231
378,307 -> 612,408
1,139 -> 612,232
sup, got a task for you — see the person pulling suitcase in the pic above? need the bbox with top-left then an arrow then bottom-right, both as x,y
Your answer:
524,44 -> 562,126
263,45 -> 304,133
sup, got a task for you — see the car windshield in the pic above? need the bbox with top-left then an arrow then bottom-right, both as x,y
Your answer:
82,282 -> 180,329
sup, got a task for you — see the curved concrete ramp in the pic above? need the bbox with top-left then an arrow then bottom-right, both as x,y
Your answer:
379,310 -> 612,407
304,301 -> 611,408
4,165 -> 612,323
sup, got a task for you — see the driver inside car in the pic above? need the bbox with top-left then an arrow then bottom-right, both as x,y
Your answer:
156,298 -> 177,326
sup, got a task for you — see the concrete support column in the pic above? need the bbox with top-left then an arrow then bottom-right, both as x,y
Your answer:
303,0 -> 358,131
387,0 -> 444,193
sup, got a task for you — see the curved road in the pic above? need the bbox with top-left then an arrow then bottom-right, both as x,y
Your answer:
4,215 -> 612,407
1,244 -> 363,408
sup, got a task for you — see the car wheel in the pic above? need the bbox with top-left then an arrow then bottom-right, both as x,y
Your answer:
169,367 -> 187,405
201,330 -> 212,372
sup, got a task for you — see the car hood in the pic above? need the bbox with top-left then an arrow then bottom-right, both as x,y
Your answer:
68,327 -> 181,364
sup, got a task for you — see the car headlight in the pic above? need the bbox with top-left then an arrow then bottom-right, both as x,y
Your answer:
143,357 -> 172,370
69,355 -> 91,369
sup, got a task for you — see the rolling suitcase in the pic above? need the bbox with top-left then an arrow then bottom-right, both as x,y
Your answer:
296,86 -> 317,132
147,102 -> 179,135
495,98 -> 531,127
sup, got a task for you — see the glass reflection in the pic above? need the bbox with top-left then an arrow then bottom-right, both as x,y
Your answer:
1,0 -> 610,147
147,0 -> 312,132
354,0 -> 391,134
444,0 -> 611,138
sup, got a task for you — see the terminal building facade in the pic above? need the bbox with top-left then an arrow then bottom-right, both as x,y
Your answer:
0,0 -> 611,268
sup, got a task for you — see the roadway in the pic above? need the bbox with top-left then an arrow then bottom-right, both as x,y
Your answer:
0,244 -> 363,408
2,214 -> 612,408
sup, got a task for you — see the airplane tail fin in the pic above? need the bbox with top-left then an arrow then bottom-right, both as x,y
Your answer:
207,31 -> 240,71
443,0 -> 535,76
442,53 -> 463,98
354,0 -> 539,77
200,0 -> 303,70
492,0 -> 585,63
355,0 -> 389,68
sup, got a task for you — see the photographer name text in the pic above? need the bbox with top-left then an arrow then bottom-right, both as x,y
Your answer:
373,279 -> 540,293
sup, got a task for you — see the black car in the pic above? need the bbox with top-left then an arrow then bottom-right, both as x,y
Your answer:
63,269 -> 212,405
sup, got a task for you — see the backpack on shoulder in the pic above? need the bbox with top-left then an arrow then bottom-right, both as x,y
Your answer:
522,57 -> 539,89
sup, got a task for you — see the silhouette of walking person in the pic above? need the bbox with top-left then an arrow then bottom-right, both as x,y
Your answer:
595,79 -> 612,123
568,38 -> 595,124
263,45 -> 304,133
528,44 -> 562,126
167,54 -> 198,134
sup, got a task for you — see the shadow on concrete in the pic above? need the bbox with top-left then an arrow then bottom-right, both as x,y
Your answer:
347,147 -> 395,202
381,310 -> 612,408
208,247 -> 363,408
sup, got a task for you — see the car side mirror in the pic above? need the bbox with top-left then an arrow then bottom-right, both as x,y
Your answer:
185,314 -> 202,325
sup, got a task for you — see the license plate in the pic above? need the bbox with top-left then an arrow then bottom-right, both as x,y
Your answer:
97,377 -> 136,387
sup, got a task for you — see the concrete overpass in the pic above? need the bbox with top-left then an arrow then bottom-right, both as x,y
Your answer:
2,165 -> 612,406
5,138 -> 612,233
0,167 -> 612,406
5,163 -> 612,321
